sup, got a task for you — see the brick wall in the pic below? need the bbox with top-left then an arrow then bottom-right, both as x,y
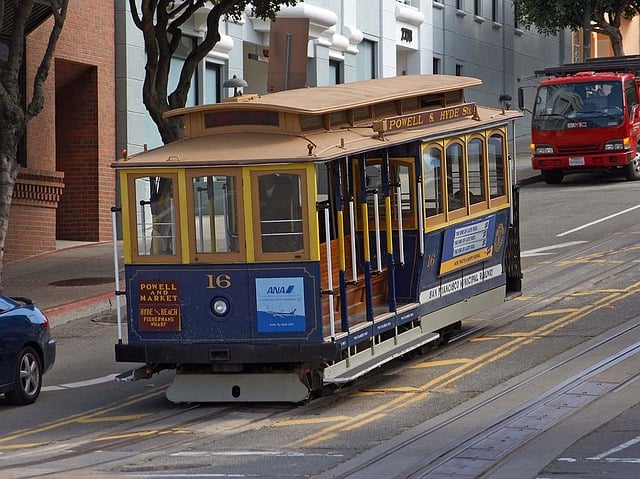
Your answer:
6,0 -> 115,261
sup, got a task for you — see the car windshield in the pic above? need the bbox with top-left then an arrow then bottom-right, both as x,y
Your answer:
532,81 -> 624,131
0,296 -> 15,312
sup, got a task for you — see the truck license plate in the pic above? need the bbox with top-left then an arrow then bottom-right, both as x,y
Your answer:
569,157 -> 585,166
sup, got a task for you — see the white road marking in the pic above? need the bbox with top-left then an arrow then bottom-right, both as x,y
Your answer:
42,373 -> 118,391
587,434 -> 640,461
521,241 -> 588,257
557,204 -> 640,237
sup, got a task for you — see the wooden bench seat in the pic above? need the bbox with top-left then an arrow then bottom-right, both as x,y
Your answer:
319,237 -> 388,328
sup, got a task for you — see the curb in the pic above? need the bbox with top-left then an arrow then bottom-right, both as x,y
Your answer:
44,291 -> 120,328
518,174 -> 543,186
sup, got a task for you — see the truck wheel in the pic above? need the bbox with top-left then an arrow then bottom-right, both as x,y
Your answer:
542,169 -> 564,184
625,154 -> 640,181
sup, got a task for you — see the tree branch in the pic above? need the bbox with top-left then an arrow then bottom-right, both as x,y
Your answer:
26,0 -> 69,119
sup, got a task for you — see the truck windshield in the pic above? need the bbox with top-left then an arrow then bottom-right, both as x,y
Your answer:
532,81 -> 624,131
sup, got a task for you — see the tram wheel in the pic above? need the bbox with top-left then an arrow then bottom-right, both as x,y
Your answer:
440,321 -> 462,344
541,169 -> 564,184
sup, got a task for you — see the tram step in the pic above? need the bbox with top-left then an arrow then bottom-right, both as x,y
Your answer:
323,329 -> 440,384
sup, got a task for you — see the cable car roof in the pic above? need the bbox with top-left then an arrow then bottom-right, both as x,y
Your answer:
165,74 -> 482,117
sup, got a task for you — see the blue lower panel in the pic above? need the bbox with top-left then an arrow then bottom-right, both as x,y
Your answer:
115,341 -> 341,365
124,262 -> 324,346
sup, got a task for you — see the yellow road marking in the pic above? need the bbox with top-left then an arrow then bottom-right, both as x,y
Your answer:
571,289 -> 625,295
93,428 -> 191,442
525,309 -> 578,317
273,417 -> 351,427
411,358 -> 471,368
0,387 -> 167,446
76,414 -> 151,423
287,280 -> 640,447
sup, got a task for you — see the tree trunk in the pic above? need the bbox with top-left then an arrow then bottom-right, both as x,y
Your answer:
0,134 -> 21,292
609,32 -> 625,57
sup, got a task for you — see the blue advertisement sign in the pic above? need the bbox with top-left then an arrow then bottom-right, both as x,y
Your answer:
255,277 -> 306,333
440,215 -> 497,274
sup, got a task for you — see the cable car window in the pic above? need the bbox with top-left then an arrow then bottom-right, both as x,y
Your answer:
446,142 -> 466,213
394,162 -> 414,223
423,145 -> 445,218
488,133 -> 506,199
467,137 -> 487,206
258,173 -> 305,254
189,174 -> 241,255
132,174 -> 179,259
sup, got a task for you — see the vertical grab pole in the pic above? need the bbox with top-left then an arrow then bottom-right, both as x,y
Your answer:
348,198 -> 357,283
382,152 -> 397,313
197,186 -> 205,251
335,160 -> 349,332
371,190 -> 383,272
396,184 -> 405,265
111,207 -> 123,343
319,202 -> 336,338
170,198 -> 176,254
347,156 -> 358,284
139,200 -> 149,255
359,157 -> 374,322
417,180 -> 425,256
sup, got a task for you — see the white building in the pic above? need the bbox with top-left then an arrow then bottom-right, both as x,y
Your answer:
115,0 -> 572,153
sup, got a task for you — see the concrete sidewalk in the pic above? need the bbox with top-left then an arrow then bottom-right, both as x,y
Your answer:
3,241 -> 122,328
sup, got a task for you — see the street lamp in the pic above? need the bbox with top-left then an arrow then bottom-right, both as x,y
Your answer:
223,75 -> 248,97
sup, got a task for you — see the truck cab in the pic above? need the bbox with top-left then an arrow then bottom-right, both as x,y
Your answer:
522,56 -> 640,184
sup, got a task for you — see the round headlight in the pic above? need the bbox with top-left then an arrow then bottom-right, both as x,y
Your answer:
211,297 -> 230,317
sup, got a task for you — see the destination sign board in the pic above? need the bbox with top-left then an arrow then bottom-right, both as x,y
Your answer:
372,102 -> 477,135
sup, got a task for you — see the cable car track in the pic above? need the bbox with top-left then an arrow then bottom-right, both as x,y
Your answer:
321,320 -> 640,479
0,399 -> 291,476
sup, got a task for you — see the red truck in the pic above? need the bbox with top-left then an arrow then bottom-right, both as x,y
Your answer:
520,56 -> 640,184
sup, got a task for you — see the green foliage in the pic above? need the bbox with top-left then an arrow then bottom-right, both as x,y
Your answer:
513,0 -> 640,56
130,0 -> 300,143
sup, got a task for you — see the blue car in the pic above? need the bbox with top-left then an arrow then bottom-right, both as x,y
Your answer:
0,295 -> 56,405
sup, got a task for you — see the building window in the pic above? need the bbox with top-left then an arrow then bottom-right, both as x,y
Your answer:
204,62 -> 221,104
433,57 -> 441,74
456,64 -> 463,76
492,0 -> 498,22
329,60 -> 343,85
474,0 -> 481,16
170,35 -> 198,107
456,0 -> 463,10
356,39 -> 377,81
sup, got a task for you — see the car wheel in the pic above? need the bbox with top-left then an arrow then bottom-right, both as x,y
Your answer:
5,347 -> 42,405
